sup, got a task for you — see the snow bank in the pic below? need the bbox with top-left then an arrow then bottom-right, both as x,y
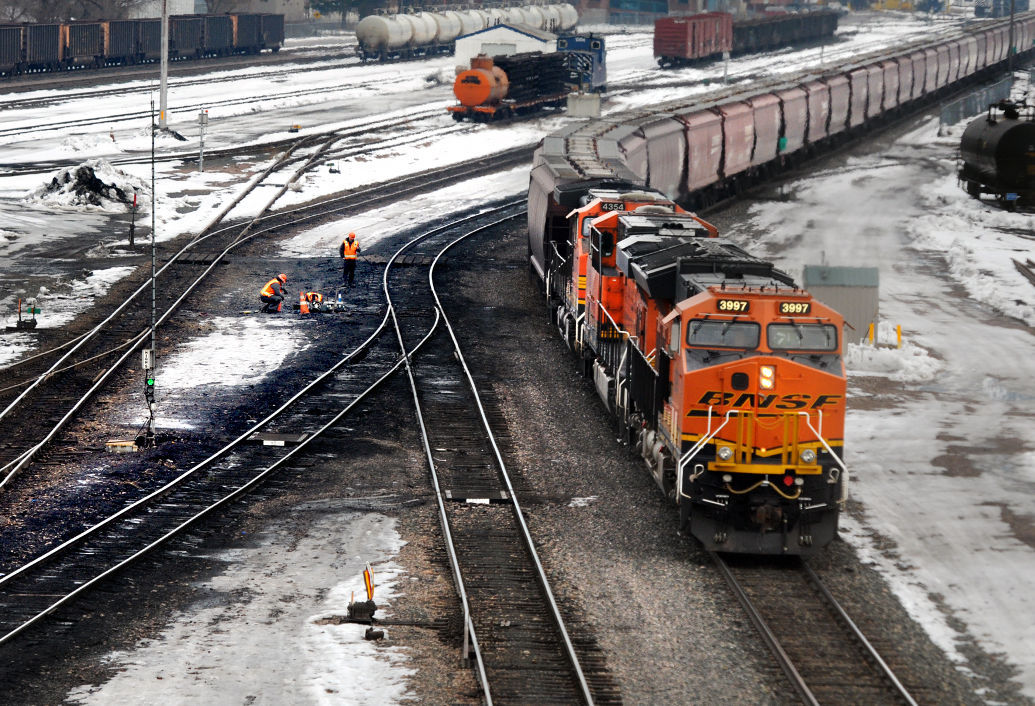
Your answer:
24,159 -> 151,214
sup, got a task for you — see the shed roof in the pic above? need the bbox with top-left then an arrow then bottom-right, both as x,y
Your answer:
802,265 -> 879,288
456,22 -> 556,43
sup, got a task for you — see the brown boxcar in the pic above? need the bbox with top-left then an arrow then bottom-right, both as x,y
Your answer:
654,13 -> 732,66
138,19 -> 161,61
170,16 -> 203,57
201,15 -> 233,56
105,20 -> 137,62
25,23 -> 61,67
847,67 -> 868,128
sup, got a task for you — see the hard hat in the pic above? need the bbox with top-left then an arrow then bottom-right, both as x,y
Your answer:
277,273 -> 287,283
347,232 -> 355,240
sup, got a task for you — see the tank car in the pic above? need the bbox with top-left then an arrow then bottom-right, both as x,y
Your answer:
958,101 -> 1035,208
449,51 -> 569,122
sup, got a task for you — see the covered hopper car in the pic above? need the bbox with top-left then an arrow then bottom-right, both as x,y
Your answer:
655,9 -> 839,68
959,101 -> 1035,208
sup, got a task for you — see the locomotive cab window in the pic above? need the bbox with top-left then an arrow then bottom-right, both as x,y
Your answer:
590,227 -> 614,271
767,323 -> 838,351
687,319 -> 759,349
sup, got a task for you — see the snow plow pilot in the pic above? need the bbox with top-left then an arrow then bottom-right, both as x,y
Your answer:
260,273 -> 288,313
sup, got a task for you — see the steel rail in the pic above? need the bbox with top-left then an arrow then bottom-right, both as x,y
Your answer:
710,552 -> 820,706
0,315 -> 440,648
383,202 -> 528,705
0,141 -> 532,485
801,563 -> 918,706
432,212 -> 596,705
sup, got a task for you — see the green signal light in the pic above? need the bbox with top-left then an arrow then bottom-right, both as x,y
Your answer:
146,377 -> 155,386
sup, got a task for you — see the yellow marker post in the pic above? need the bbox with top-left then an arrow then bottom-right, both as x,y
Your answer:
364,563 -> 375,600
896,325 -> 902,349
867,322 -> 875,345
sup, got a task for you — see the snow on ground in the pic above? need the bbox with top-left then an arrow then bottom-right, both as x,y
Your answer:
726,89 -> 1035,697
66,509 -> 413,705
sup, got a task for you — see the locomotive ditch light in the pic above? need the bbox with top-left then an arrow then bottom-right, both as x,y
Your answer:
795,478 -> 804,486
717,446 -> 733,461
800,448 -> 817,465
759,365 -> 775,390
722,474 -> 732,483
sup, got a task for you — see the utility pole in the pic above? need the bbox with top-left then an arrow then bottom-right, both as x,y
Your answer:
159,0 -> 169,129
144,94 -> 158,448
1009,0 -> 1017,73
198,109 -> 208,172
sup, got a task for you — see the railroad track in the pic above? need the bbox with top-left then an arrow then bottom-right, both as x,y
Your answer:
0,139 -> 536,490
711,552 -> 918,705
386,211 -> 621,704
1014,258 -> 1035,287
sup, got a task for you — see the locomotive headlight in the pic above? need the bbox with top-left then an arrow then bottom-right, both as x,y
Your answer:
717,446 -> 734,461
759,365 -> 775,390
800,448 -> 817,465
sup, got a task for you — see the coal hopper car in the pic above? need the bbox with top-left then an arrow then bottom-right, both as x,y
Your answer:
959,101 -> 1035,208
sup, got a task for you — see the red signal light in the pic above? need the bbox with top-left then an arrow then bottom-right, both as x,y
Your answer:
783,475 -> 794,487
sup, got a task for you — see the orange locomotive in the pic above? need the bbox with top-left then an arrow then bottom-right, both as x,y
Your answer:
565,206 -> 847,555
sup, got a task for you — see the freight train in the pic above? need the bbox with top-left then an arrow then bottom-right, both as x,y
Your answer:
533,183 -> 847,555
356,3 -> 578,62
958,100 -> 1035,208
448,35 -> 605,122
654,9 -> 840,68
0,13 -> 283,77
528,13 -> 1035,554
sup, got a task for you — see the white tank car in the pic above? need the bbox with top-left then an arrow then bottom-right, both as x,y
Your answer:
455,10 -> 483,36
402,13 -> 436,48
540,5 -> 562,31
425,11 -> 461,45
355,15 -> 412,57
556,3 -> 579,31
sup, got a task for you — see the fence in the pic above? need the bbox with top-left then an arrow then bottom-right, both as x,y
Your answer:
939,76 -> 1014,129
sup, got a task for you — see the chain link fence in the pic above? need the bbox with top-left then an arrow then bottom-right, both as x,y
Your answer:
939,76 -> 1014,131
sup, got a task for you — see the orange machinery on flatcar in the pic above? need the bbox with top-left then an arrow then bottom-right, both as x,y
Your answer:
581,210 -> 846,555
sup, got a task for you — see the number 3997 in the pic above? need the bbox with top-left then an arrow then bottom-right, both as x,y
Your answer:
717,299 -> 749,312
779,302 -> 812,315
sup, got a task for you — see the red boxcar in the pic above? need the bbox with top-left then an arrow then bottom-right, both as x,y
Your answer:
865,64 -> 883,119
880,59 -> 900,111
654,13 -> 733,67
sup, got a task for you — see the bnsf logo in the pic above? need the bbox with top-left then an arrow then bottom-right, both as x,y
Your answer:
696,391 -> 843,410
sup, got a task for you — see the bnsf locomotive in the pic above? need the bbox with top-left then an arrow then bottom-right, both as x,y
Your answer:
532,183 -> 847,555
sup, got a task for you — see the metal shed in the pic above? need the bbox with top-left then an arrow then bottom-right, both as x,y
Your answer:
454,23 -> 555,68
802,266 -> 879,345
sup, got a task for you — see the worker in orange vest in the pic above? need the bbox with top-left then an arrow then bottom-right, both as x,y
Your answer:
339,232 -> 360,289
260,273 -> 288,313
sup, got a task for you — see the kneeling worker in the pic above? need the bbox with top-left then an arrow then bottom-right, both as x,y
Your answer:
260,273 -> 288,313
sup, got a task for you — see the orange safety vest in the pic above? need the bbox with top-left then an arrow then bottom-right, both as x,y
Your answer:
342,238 -> 359,260
260,278 -> 280,297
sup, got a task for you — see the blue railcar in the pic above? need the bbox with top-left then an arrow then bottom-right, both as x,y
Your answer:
557,34 -> 607,92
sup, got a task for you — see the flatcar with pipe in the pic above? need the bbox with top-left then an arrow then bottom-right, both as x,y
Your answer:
958,101 -> 1035,208
448,37 -> 605,122
535,182 -> 846,555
